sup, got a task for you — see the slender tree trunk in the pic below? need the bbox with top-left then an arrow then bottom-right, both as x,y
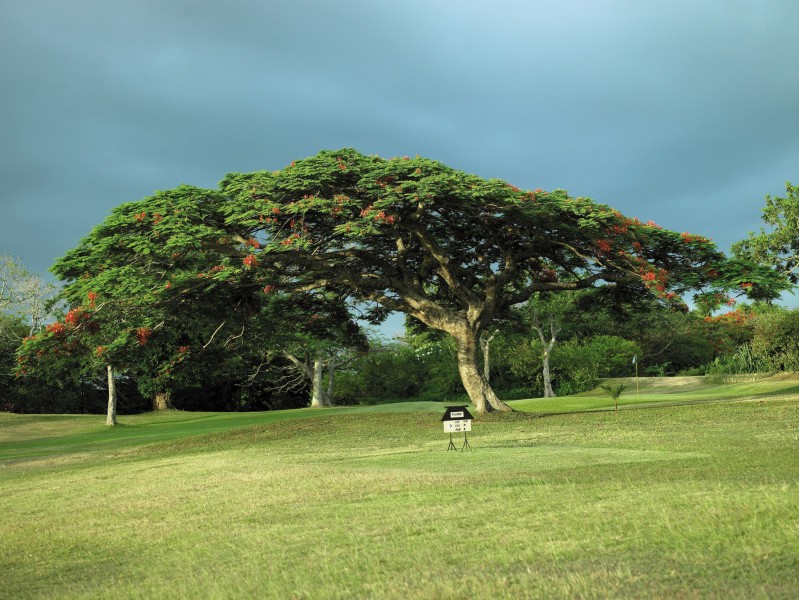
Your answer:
326,360 -> 335,407
153,391 -> 171,411
455,332 -> 512,414
541,344 -> 556,398
533,312 -> 561,398
106,364 -> 117,426
310,357 -> 326,408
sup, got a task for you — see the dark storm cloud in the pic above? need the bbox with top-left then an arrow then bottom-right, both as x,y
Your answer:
2,0 -> 797,298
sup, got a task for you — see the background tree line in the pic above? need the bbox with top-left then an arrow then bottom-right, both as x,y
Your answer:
6,260 -> 797,414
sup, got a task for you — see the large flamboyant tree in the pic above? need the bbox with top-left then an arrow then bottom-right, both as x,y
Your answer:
208,149 -> 785,412
35,149 -> 786,415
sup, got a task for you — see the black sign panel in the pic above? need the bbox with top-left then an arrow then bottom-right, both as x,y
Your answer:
441,405 -> 474,421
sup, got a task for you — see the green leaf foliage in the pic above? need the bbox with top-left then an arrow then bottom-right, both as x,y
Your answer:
733,182 -> 799,286
216,149 -> 778,329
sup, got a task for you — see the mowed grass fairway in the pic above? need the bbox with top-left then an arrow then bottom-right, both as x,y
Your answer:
1,377 -> 798,599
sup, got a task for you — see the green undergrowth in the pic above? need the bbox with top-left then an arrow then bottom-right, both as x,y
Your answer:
1,377 -> 798,599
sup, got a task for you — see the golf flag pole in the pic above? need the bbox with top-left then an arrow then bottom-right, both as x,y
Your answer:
633,355 -> 639,397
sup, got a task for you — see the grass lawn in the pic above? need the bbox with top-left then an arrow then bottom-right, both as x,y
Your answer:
1,376 -> 798,599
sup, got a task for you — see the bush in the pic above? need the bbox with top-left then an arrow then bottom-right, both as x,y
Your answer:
333,339 -> 463,405
505,334 -> 641,397
751,308 -> 799,372
705,343 -> 770,377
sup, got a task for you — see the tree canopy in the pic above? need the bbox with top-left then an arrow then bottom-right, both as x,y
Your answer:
733,182 -> 799,288
25,149 -> 789,414
208,149 -> 782,411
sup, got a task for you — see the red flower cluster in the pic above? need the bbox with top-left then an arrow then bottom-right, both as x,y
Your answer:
263,285 -> 276,294
136,327 -> 153,346
245,238 -> 260,249
646,220 -> 662,229
243,254 -> 258,268
65,308 -> 91,326
87,291 -> 98,306
178,346 -> 190,354
680,232 -> 707,244
740,282 -> 753,289
134,211 -> 147,222
640,267 -> 669,293
96,346 -> 105,357
610,223 -> 629,235
152,213 -> 163,225
46,322 -> 67,336
373,211 -> 396,225
210,265 -> 225,273
704,310 -> 752,326
165,281 -> 172,289
596,240 -> 612,255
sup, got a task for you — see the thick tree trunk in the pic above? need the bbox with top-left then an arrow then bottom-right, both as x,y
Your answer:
153,391 -> 171,411
310,357 -> 326,408
106,364 -> 117,426
455,333 -> 512,414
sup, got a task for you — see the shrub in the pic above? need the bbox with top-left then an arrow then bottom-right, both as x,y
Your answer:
751,308 -> 799,372
333,338 -> 463,405
705,343 -> 770,377
505,334 -> 641,397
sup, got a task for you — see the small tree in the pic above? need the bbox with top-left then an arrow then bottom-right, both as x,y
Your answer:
0,255 -> 60,339
520,292 -> 582,397
599,382 -> 626,411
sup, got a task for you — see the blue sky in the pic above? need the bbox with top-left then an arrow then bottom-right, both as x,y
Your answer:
2,0 -> 798,314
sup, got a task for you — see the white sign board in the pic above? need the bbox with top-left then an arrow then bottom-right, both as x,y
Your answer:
443,419 -> 471,433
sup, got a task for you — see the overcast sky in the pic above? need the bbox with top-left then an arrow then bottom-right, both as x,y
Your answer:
2,0 -> 798,301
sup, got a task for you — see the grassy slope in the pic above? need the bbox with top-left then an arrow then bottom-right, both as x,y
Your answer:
1,376 -> 798,599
